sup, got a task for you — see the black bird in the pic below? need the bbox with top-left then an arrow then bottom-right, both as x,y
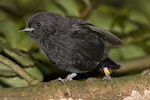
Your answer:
21,11 -> 122,81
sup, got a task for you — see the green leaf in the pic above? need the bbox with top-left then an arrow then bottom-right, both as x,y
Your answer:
25,67 -> 43,81
0,20 -> 20,48
109,48 -> 122,60
56,0 -> 80,17
43,0 -> 65,16
0,21 -> 36,51
16,34 -> 36,51
0,76 -> 28,87
83,0 -> 90,5
124,21 -> 138,33
129,10 -> 149,25
109,45 -> 146,60
87,10 -> 112,30
4,49 -> 35,67
125,0 -> 150,17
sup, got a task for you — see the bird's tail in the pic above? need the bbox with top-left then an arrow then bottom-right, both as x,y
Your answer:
101,56 -> 121,70
97,56 -> 121,80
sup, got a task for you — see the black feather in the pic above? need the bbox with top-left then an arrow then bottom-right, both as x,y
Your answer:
86,24 -> 122,45
22,11 -> 122,74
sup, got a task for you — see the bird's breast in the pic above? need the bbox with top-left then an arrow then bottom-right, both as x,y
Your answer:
40,33 -> 106,73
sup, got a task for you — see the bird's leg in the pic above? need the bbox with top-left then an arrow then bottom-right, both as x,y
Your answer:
65,73 -> 77,81
58,73 -> 77,82
102,66 -> 112,81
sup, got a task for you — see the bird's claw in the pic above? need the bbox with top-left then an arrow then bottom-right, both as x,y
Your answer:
103,75 -> 112,81
58,73 -> 77,83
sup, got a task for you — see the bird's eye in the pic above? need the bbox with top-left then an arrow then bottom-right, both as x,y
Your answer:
36,22 -> 41,27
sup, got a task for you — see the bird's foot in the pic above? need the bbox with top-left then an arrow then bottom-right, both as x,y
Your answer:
103,75 -> 112,81
58,73 -> 77,83
102,67 -> 112,81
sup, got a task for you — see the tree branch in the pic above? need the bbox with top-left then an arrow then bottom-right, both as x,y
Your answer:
80,1 -> 98,20
0,72 -> 149,99
0,54 -> 40,85
113,56 -> 150,75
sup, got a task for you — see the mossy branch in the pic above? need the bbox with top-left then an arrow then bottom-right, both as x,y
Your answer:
0,72 -> 149,100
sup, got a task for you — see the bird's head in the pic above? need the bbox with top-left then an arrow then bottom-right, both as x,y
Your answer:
20,11 -> 63,40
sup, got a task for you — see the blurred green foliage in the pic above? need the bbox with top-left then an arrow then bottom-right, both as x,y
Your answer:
0,0 -> 150,87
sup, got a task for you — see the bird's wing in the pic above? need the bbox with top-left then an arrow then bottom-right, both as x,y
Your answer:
82,24 -> 122,45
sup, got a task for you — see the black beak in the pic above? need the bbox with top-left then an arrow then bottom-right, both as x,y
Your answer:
19,28 -> 35,32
